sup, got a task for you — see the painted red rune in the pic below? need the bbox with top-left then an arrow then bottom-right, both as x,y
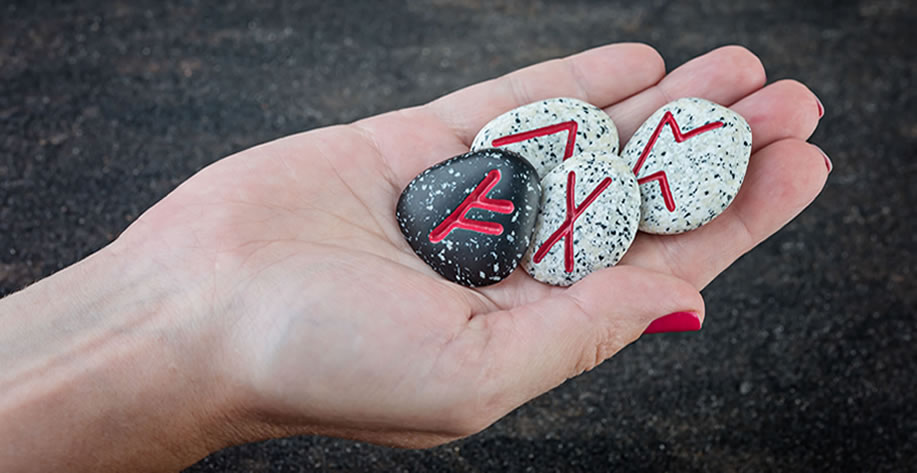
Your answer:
428,169 -> 515,243
633,111 -> 724,212
637,171 -> 676,212
533,171 -> 613,273
492,120 -> 579,161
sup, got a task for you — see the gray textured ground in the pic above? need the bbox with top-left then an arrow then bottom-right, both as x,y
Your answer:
1,1 -> 915,472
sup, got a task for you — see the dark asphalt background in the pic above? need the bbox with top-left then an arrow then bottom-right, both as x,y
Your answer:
2,1 -> 915,472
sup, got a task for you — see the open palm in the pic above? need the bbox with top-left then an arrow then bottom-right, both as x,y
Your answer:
118,44 -> 827,448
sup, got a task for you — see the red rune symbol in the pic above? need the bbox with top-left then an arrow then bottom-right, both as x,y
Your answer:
533,171 -> 612,273
492,120 -> 579,161
632,111 -> 724,212
428,169 -> 515,243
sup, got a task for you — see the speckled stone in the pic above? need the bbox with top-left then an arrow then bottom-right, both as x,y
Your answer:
396,149 -> 541,287
620,97 -> 752,234
471,97 -> 619,178
522,151 -> 640,286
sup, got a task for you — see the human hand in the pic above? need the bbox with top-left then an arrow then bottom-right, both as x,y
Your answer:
115,43 -> 827,450
1,43 -> 827,470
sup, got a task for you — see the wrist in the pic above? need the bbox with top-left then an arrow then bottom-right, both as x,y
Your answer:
0,241 -> 242,471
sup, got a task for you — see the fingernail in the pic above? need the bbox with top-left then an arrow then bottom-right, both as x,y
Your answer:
815,96 -> 824,118
643,311 -> 702,334
814,145 -> 832,173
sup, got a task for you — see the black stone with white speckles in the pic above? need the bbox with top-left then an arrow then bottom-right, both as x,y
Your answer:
396,149 -> 541,287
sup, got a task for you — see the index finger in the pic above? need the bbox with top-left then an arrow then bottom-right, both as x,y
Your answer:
424,43 -> 667,146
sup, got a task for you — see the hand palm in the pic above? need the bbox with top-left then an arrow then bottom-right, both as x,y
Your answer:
120,44 -> 827,446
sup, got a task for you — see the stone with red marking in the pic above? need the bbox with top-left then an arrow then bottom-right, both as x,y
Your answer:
522,151 -> 640,286
397,149 -> 541,287
471,97 -> 619,178
621,97 -> 752,234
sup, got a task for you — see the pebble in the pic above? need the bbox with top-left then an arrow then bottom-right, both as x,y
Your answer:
396,149 -> 541,287
522,151 -> 640,286
471,97 -> 619,178
620,97 -> 752,234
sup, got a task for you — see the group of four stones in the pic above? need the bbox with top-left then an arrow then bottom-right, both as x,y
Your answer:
396,97 -> 752,287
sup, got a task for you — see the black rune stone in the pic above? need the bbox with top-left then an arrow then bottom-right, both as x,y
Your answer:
396,149 -> 541,287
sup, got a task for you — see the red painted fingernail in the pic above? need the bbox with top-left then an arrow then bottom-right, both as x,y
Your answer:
643,311 -> 702,334
815,96 -> 824,118
814,145 -> 832,173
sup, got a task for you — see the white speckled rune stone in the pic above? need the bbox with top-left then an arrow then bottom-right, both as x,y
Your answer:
471,97 -> 619,178
522,152 -> 640,287
620,97 -> 752,234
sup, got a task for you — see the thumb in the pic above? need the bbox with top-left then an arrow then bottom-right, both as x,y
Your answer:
460,265 -> 704,422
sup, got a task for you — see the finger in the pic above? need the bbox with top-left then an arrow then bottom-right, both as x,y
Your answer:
476,80 -> 822,306
448,265 -> 703,424
606,45 -> 767,142
730,79 -> 823,153
622,138 -> 830,289
425,43 -> 667,146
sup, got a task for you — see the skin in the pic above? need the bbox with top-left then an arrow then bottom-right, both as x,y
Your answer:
0,44 -> 828,472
